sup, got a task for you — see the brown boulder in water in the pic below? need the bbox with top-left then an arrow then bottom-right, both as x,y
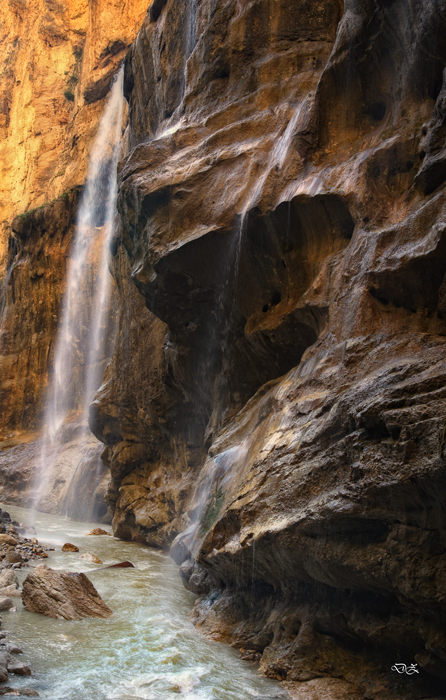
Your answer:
21,564 -> 112,620
85,528 -> 111,536
61,543 -> 79,552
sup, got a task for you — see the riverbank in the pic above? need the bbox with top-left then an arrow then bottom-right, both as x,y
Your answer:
0,504 -> 286,699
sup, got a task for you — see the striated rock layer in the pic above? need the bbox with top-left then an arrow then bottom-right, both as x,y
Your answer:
21,563 -> 112,620
89,0 -> 446,697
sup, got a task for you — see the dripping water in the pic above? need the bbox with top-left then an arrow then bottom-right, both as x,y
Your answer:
184,102 -> 308,560
32,67 -> 124,517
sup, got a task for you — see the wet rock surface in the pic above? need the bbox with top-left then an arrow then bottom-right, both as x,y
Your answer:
21,563 -> 112,621
87,0 -> 446,698
283,678 -> 364,700
61,544 -> 79,553
0,511 -> 52,572
0,551 -> 40,695
0,193 -> 113,522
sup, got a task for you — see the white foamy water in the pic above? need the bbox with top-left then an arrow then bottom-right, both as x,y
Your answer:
1,504 -> 285,700
32,68 -> 124,514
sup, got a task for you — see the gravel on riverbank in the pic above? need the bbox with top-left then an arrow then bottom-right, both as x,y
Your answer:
0,507 -> 49,696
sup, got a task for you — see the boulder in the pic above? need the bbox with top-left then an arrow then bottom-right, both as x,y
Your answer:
79,553 -> 102,564
6,551 -> 22,564
21,564 -> 112,620
0,571 -> 18,588
85,528 -> 111,536
6,654 -> 31,675
61,543 -> 79,552
0,651 -> 8,682
0,598 -> 14,612
0,536 -> 17,546
0,585 -> 21,598
3,642 -> 22,655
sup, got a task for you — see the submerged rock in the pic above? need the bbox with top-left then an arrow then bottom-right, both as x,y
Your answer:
21,564 -> 112,620
79,553 -> 102,564
0,599 -> 14,612
85,528 -> 111,536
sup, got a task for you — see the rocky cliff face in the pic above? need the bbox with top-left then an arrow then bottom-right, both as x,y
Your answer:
0,0 -> 148,516
90,0 -> 446,697
0,0 -> 147,430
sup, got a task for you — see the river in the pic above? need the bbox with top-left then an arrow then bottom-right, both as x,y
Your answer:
0,504 -> 285,700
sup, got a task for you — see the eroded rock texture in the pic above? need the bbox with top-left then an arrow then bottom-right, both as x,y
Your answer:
21,564 -> 112,620
87,0 -> 446,696
0,191 -> 80,435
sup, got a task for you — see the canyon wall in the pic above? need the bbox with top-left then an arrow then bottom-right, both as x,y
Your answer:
0,0 -> 148,435
0,0 -> 148,516
90,0 -> 446,698
1,0 -> 446,696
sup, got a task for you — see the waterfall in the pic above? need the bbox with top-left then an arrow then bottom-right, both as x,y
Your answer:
31,67 -> 124,516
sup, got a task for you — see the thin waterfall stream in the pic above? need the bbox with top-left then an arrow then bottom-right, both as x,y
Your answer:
32,68 -> 124,517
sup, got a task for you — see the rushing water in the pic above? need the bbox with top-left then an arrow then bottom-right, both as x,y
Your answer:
1,504 -> 285,700
32,68 -> 124,515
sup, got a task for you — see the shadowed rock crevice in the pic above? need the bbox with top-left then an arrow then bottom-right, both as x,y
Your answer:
117,189 -> 355,425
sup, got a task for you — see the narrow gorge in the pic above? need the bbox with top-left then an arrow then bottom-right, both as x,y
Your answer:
1,0 -> 446,699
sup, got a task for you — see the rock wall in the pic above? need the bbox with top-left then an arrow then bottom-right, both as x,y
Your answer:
0,191 -> 79,437
0,0 -> 148,517
0,0 -> 148,429
0,191 -> 112,521
90,0 -> 446,697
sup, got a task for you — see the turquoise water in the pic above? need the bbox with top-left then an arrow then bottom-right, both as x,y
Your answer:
0,504 -> 284,700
